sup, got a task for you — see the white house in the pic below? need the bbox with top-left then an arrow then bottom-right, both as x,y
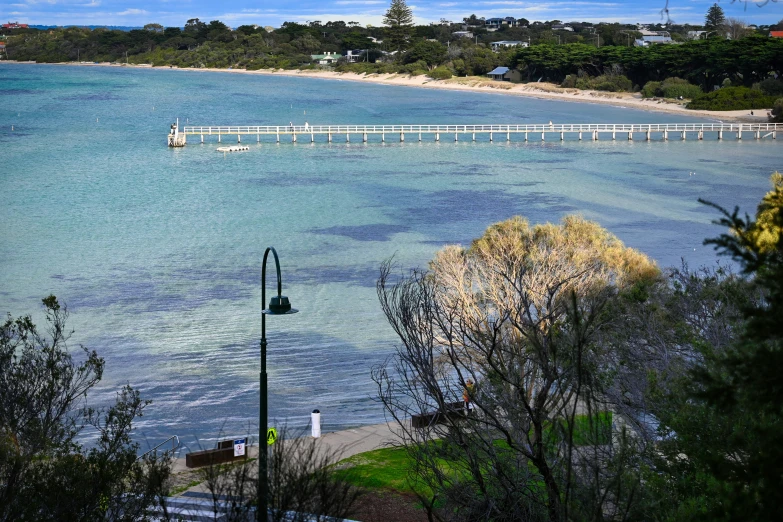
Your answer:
490,40 -> 528,51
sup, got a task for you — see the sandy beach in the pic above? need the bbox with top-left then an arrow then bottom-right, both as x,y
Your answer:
5,60 -> 774,123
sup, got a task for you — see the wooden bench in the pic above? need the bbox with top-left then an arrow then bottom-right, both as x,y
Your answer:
411,401 -> 468,429
185,439 -> 248,469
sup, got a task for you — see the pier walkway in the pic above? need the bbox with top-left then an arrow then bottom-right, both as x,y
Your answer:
168,122 -> 781,147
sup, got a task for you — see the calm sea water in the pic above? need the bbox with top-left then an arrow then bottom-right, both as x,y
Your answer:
1,63 -> 780,449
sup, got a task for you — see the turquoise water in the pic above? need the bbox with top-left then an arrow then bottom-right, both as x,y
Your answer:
1,63 -> 780,448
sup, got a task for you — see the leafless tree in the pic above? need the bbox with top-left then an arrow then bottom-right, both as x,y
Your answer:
373,216 -> 661,522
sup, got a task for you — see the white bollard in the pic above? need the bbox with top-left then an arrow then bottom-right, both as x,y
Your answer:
311,410 -> 321,438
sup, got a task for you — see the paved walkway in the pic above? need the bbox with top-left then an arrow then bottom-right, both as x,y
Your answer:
170,421 -> 401,485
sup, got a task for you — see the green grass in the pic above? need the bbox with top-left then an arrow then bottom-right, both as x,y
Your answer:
333,412 -> 612,496
334,446 -> 421,495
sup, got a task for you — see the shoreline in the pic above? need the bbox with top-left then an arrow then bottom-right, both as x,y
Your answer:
3,60 -> 772,123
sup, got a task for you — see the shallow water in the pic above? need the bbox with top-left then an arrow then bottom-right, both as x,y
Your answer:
1,63 -> 779,448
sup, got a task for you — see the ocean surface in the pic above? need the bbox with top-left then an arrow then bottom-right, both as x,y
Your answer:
1,63 -> 780,450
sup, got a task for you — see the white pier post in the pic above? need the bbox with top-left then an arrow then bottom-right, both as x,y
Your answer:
579,132 -> 582,141
328,132 -> 332,143
276,132 -> 280,143
663,130 -> 668,141
419,132 -> 422,142
524,132 -> 528,142
382,132 -> 385,143
755,130 -> 761,140
201,134 -> 204,143
400,132 -> 405,142
455,132 -> 458,142
237,134 -> 241,143
737,127 -> 742,140
593,130 -> 598,141
472,132 -> 475,141
698,130 -> 703,140
774,131 -> 777,139
363,132 -> 367,143
681,131 -> 686,140
628,132 -> 633,141
292,133 -> 297,143
436,132 -> 440,142
346,133 -> 350,143
560,132 -> 564,141
646,130 -> 650,141
311,132 -> 314,143
218,133 -> 222,143
507,131 -> 510,141
718,130 -> 723,140
257,133 -> 260,143
612,131 -> 616,140
541,131 -> 545,141
489,132 -> 493,142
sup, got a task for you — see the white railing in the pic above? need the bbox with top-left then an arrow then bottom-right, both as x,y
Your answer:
181,123 -> 782,135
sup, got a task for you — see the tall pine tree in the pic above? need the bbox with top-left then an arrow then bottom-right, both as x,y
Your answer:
705,3 -> 726,31
383,0 -> 414,53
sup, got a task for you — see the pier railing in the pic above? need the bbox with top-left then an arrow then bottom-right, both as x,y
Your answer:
170,122 -> 781,146
182,123 -> 781,135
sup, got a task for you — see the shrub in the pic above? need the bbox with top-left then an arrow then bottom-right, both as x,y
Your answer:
660,77 -> 703,99
642,78 -> 702,99
428,66 -> 452,80
771,98 -> 783,122
561,74 -> 577,88
591,73 -> 633,92
687,87 -> 778,111
641,81 -> 662,98
756,78 -> 783,97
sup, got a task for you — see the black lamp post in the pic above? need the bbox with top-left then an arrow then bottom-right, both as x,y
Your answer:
259,246 -> 298,521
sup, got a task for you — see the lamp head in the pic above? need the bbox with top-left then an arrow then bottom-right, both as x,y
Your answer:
264,295 -> 298,315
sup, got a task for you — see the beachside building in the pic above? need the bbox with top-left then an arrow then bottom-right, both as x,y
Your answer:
490,40 -> 528,52
486,66 -> 521,82
453,31 -> 473,39
552,24 -> 574,32
770,31 -> 783,38
485,17 -> 518,31
3,21 -> 28,29
345,49 -> 366,63
635,31 -> 673,46
310,52 -> 340,65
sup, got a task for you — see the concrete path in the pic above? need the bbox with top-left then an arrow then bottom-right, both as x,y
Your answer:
170,421 -> 402,487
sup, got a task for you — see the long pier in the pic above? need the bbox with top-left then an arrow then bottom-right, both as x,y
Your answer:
167,122 -> 781,147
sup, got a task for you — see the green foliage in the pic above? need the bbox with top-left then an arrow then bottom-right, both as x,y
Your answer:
687,86 -> 778,110
705,3 -> 726,31
0,297 -> 171,520
563,68 -> 633,91
428,66 -> 452,80
772,98 -> 783,122
404,39 -> 446,67
756,78 -> 783,96
513,37 -> 783,89
641,80 -> 662,97
642,77 -> 703,99
383,0 -> 414,52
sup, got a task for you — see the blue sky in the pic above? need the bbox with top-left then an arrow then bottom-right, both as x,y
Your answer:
2,0 -> 782,28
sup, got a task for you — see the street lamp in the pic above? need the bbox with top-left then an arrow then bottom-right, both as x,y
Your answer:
259,246 -> 298,521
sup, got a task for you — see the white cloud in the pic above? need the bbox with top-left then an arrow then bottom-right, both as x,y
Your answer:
118,8 -> 147,15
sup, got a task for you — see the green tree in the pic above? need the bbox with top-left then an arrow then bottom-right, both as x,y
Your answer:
705,3 -> 726,31
383,0 -> 414,52
404,39 -> 446,68
0,296 -> 171,521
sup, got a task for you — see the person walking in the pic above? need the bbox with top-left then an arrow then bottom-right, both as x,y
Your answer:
463,379 -> 475,413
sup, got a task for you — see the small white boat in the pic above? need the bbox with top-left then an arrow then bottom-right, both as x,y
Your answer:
217,146 -> 250,152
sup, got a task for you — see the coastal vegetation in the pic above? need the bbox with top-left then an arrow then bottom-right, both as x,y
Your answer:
4,15 -> 783,111
372,173 -> 783,521
3,172 -> 782,519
